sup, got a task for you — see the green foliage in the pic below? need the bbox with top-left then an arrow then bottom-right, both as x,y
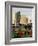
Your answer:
11,31 -> 17,38
15,11 -> 21,23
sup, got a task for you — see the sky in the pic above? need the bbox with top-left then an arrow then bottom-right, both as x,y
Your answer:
12,7 -> 32,18
12,7 -> 32,24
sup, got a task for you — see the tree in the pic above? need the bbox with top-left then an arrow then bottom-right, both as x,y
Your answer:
15,11 -> 21,24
